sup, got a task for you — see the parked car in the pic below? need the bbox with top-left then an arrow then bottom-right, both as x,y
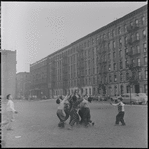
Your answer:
111,95 -> 120,103
137,93 -> 148,104
118,93 -> 144,105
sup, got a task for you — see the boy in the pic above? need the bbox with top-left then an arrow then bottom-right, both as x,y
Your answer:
67,92 -> 83,130
78,95 -> 94,127
110,97 -> 126,126
6,94 -> 18,130
56,94 -> 70,128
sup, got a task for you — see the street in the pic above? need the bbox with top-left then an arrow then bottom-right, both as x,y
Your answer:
1,99 -> 148,148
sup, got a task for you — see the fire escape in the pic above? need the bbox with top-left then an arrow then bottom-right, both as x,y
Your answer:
51,60 -> 56,97
77,47 -> 84,93
98,39 -> 108,95
126,24 -> 141,93
62,53 -> 68,95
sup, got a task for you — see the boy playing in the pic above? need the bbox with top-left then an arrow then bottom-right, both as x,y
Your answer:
110,97 -> 126,126
56,94 -> 70,128
78,95 -> 94,127
6,94 -> 18,130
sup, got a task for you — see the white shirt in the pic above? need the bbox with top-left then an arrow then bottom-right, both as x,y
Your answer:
79,98 -> 89,108
57,95 -> 69,110
112,101 -> 125,112
6,100 -> 16,112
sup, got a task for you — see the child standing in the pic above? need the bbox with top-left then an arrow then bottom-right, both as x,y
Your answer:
6,94 -> 18,130
78,95 -> 94,127
56,94 -> 70,128
110,97 -> 126,126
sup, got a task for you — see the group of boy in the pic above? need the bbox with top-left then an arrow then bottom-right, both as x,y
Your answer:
56,90 -> 94,130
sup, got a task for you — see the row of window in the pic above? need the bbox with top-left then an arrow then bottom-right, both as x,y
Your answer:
48,14 -> 146,62
49,55 -> 147,80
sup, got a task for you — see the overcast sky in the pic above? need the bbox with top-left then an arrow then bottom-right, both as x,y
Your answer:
1,2 -> 147,73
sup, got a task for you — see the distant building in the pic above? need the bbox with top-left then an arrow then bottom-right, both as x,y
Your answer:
1,50 -> 17,98
30,57 -> 48,99
30,5 -> 147,98
16,72 -> 30,99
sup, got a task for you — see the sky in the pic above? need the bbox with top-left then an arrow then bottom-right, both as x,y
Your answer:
1,2 -> 147,73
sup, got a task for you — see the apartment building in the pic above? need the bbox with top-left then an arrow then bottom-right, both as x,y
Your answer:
30,5 -> 147,98
1,50 -> 17,98
16,72 -> 30,99
30,57 -> 48,99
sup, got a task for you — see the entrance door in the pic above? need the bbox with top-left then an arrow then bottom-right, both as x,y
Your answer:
135,84 -> 140,93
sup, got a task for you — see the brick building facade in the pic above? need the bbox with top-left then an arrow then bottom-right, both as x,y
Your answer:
30,5 -> 147,98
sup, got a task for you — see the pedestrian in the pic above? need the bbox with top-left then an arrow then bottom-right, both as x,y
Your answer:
110,97 -> 126,126
78,95 -> 94,127
56,94 -> 70,128
67,92 -> 83,130
6,94 -> 18,130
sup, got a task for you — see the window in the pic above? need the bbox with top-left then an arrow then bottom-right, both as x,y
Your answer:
124,36 -> 128,45
120,60 -> 123,69
132,59 -> 135,66
131,34 -> 134,42
114,74 -> 117,82
113,51 -> 116,59
125,48 -> 128,54
112,29 -> 115,37
120,72 -> 123,82
125,58 -> 129,68
136,33 -> 140,40
143,30 -> 146,37
87,40 -> 90,47
109,64 -> 111,71
142,16 -> 145,24
145,69 -> 147,79
130,21 -> 133,27
135,19 -> 139,26
113,41 -> 116,48
132,47 -> 135,55
119,50 -> 122,58
119,38 -> 122,47
120,85 -> 124,94
108,53 -> 110,60
136,45 -> 140,53
109,74 -> 112,82
114,86 -> 117,96
144,56 -> 147,65
137,58 -> 140,66
126,85 -> 129,93
124,24 -> 127,32
138,71 -> 141,80
144,84 -> 148,94
118,27 -> 121,34
103,34 -> 106,39
126,72 -> 129,80
108,43 -> 110,50
92,38 -> 94,45
114,63 -> 117,70
143,43 -> 147,52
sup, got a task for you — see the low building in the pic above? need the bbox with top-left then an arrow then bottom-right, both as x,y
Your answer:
16,72 -> 30,99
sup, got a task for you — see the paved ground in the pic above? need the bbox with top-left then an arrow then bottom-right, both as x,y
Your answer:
1,99 -> 148,148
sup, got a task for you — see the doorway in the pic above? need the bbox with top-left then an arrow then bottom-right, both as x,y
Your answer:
135,84 -> 140,93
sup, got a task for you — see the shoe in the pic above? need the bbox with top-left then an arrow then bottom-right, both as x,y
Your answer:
7,128 -> 13,131
122,123 -> 126,126
114,124 -> 119,126
67,126 -> 72,130
92,122 -> 95,126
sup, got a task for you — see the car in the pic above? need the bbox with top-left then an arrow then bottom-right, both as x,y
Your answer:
137,93 -> 148,104
119,93 -> 144,105
110,95 -> 120,103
